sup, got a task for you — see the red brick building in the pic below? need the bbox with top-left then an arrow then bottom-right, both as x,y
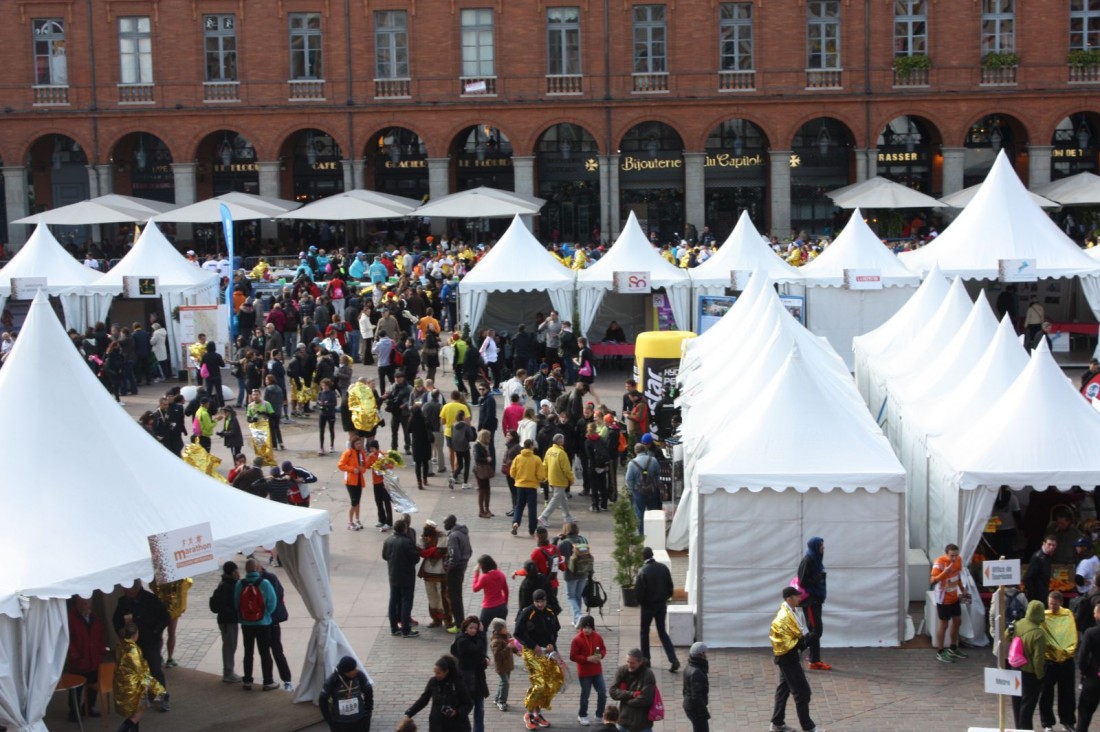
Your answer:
1,0 -> 1098,249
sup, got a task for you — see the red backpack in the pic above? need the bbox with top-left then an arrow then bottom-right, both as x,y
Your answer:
238,581 -> 265,622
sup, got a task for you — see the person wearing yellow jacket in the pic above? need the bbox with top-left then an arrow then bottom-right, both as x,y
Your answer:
510,439 -> 548,537
769,587 -> 819,732
1040,590 -> 1078,732
538,434 -> 575,528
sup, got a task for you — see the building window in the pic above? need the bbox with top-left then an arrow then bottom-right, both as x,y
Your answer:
633,5 -> 667,73
289,13 -> 323,79
33,19 -> 67,85
718,3 -> 753,71
547,7 -> 581,76
119,17 -> 153,84
893,0 -> 927,57
461,8 -> 494,77
375,10 -> 409,79
807,1 -> 841,69
204,14 -> 237,81
1070,0 -> 1100,51
981,0 -> 1015,54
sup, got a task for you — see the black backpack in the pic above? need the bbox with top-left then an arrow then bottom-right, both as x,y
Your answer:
583,571 -> 608,618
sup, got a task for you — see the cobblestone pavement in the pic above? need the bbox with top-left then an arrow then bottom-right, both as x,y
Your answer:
118,372 -> 1006,732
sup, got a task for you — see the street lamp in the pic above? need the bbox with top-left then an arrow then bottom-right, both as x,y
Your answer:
306,131 -> 318,167
989,127 -> 1003,153
1077,116 -> 1092,150
135,134 -> 147,171
816,121 -> 832,157
220,132 -> 233,168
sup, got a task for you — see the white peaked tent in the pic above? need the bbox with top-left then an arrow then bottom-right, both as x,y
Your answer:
0,295 -> 351,732
924,341 -> 1100,642
800,209 -> 920,370
455,215 -> 575,333
690,211 -> 801,303
900,152 -> 1100,280
0,223 -> 120,332
96,223 -> 220,370
576,211 -> 692,338
852,264 -> 950,406
689,347 -> 907,647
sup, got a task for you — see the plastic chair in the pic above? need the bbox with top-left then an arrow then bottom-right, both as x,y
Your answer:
83,661 -> 115,730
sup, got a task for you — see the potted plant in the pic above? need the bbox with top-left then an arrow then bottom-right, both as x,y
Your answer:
1069,49 -> 1100,67
892,53 -> 931,82
981,51 -> 1020,69
611,497 -> 646,607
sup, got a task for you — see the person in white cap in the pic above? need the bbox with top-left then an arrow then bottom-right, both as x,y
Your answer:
683,642 -> 710,732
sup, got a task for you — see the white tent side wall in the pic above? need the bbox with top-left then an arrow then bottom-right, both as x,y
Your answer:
696,486 -> 905,648
805,286 -> 916,371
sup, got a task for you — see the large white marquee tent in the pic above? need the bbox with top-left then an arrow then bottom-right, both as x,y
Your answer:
0,295 -> 352,732
577,211 -> 692,339
95,223 -> 220,370
0,223 -> 120,332
456,215 -> 575,334
800,208 -> 920,370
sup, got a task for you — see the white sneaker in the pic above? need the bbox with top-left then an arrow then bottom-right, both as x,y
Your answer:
577,716 -> 590,726
769,725 -> 797,732
282,681 -> 294,692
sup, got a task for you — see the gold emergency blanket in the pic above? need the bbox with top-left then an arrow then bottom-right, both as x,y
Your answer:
114,639 -> 166,718
187,342 -> 206,368
249,260 -> 270,280
348,382 -> 380,432
151,578 -> 193,620
521,648 -> 564,711
290,379 -> 316,405
249,418 -> 277,466
1044,609 -> 1078,662
181,442 -> 227,482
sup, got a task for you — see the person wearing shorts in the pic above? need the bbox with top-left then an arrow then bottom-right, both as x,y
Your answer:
338,435 -> 368,531
931,543 -> 967,663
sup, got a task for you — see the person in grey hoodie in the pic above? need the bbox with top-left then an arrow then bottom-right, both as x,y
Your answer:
444,514 -> 472,634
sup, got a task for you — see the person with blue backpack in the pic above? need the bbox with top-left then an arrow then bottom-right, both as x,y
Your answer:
234,558 -> 278,691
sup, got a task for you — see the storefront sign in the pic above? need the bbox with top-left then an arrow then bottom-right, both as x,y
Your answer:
982,559 -> 1021,586
10,277 -> 47,299
704,153 -> 764,169
844,269 -> 883,290
877,151 -> 925,163
999,258 -> 1037,283
983,667 -> 1021,697
614,271 -> 651,294
214,163 -> 258,173
458,157 -> 512,169
310,161 -> 339,171
621,156 -> 682,172
148,521 -> 217,584
384,159 -> 427,169
1053,148 -> 1090,158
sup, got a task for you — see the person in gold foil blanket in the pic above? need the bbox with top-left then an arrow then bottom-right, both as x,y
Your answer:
114,622 -> 167,731
150,578 -> 193,669
513,589 -> 563,730
347,377 -> 381,434
180,437 -> 227,483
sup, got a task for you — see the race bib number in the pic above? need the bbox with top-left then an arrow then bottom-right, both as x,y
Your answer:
338,697 -> 359,716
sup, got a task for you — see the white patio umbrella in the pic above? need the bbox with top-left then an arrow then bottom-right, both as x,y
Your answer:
153,191 -> 300,222
1033,172 -> 1100,205
414,186 -> 545,218
13,194 -> 177,225
940,183 -> 1059,209
276,189 -> 421,221
827,176 -> 947,209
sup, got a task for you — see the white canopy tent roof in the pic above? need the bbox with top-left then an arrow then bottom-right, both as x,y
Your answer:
852,264 -> 950,405
12,194 -> 177,225
826,176 -> 947,210
96,224 -> 220,370
688,348 -> 907,647
154,192 -> 300,222
276,189 -> 421,221
0,224 -> 120,332
0,295 -> 352,732
1033,171 -> 1100,206
690,211 -> 802,298
413,186 -> 545,218
455,215 -> 576,332
939,182 -> 1058,210
900,152 -> 1100,279
576,211 -> 692,336
800,209 -> 920,370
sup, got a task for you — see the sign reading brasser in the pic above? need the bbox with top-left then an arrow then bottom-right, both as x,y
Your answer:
148,522 -> 217,584
983,558 -> 1021,586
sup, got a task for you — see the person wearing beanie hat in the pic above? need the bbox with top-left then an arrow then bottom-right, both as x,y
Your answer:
488,617 -> 517,712
210,561 -> 242,683
319,656 -> 373,731
569,615 -> 607,726
683,642 -> 710,731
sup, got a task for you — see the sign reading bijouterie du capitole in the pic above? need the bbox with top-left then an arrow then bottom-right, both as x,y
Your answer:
704,153 -> 764,168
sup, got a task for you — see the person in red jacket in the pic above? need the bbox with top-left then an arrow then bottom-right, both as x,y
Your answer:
569,615 -> 607,726
67,596 -> 107,720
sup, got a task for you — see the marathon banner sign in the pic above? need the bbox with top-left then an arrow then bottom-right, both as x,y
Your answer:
148,521 -> 218,584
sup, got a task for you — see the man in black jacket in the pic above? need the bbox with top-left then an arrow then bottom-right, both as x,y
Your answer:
683,642 -> 710,732
381,519 -> 422,638
1025,535 -> 1058,607
209,561 -> 242,683
385,372 -> 413,453
113,580 -> 171,708
633,547 -> 680,672
514,590 -> 562,730
259,565 -> 294,691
